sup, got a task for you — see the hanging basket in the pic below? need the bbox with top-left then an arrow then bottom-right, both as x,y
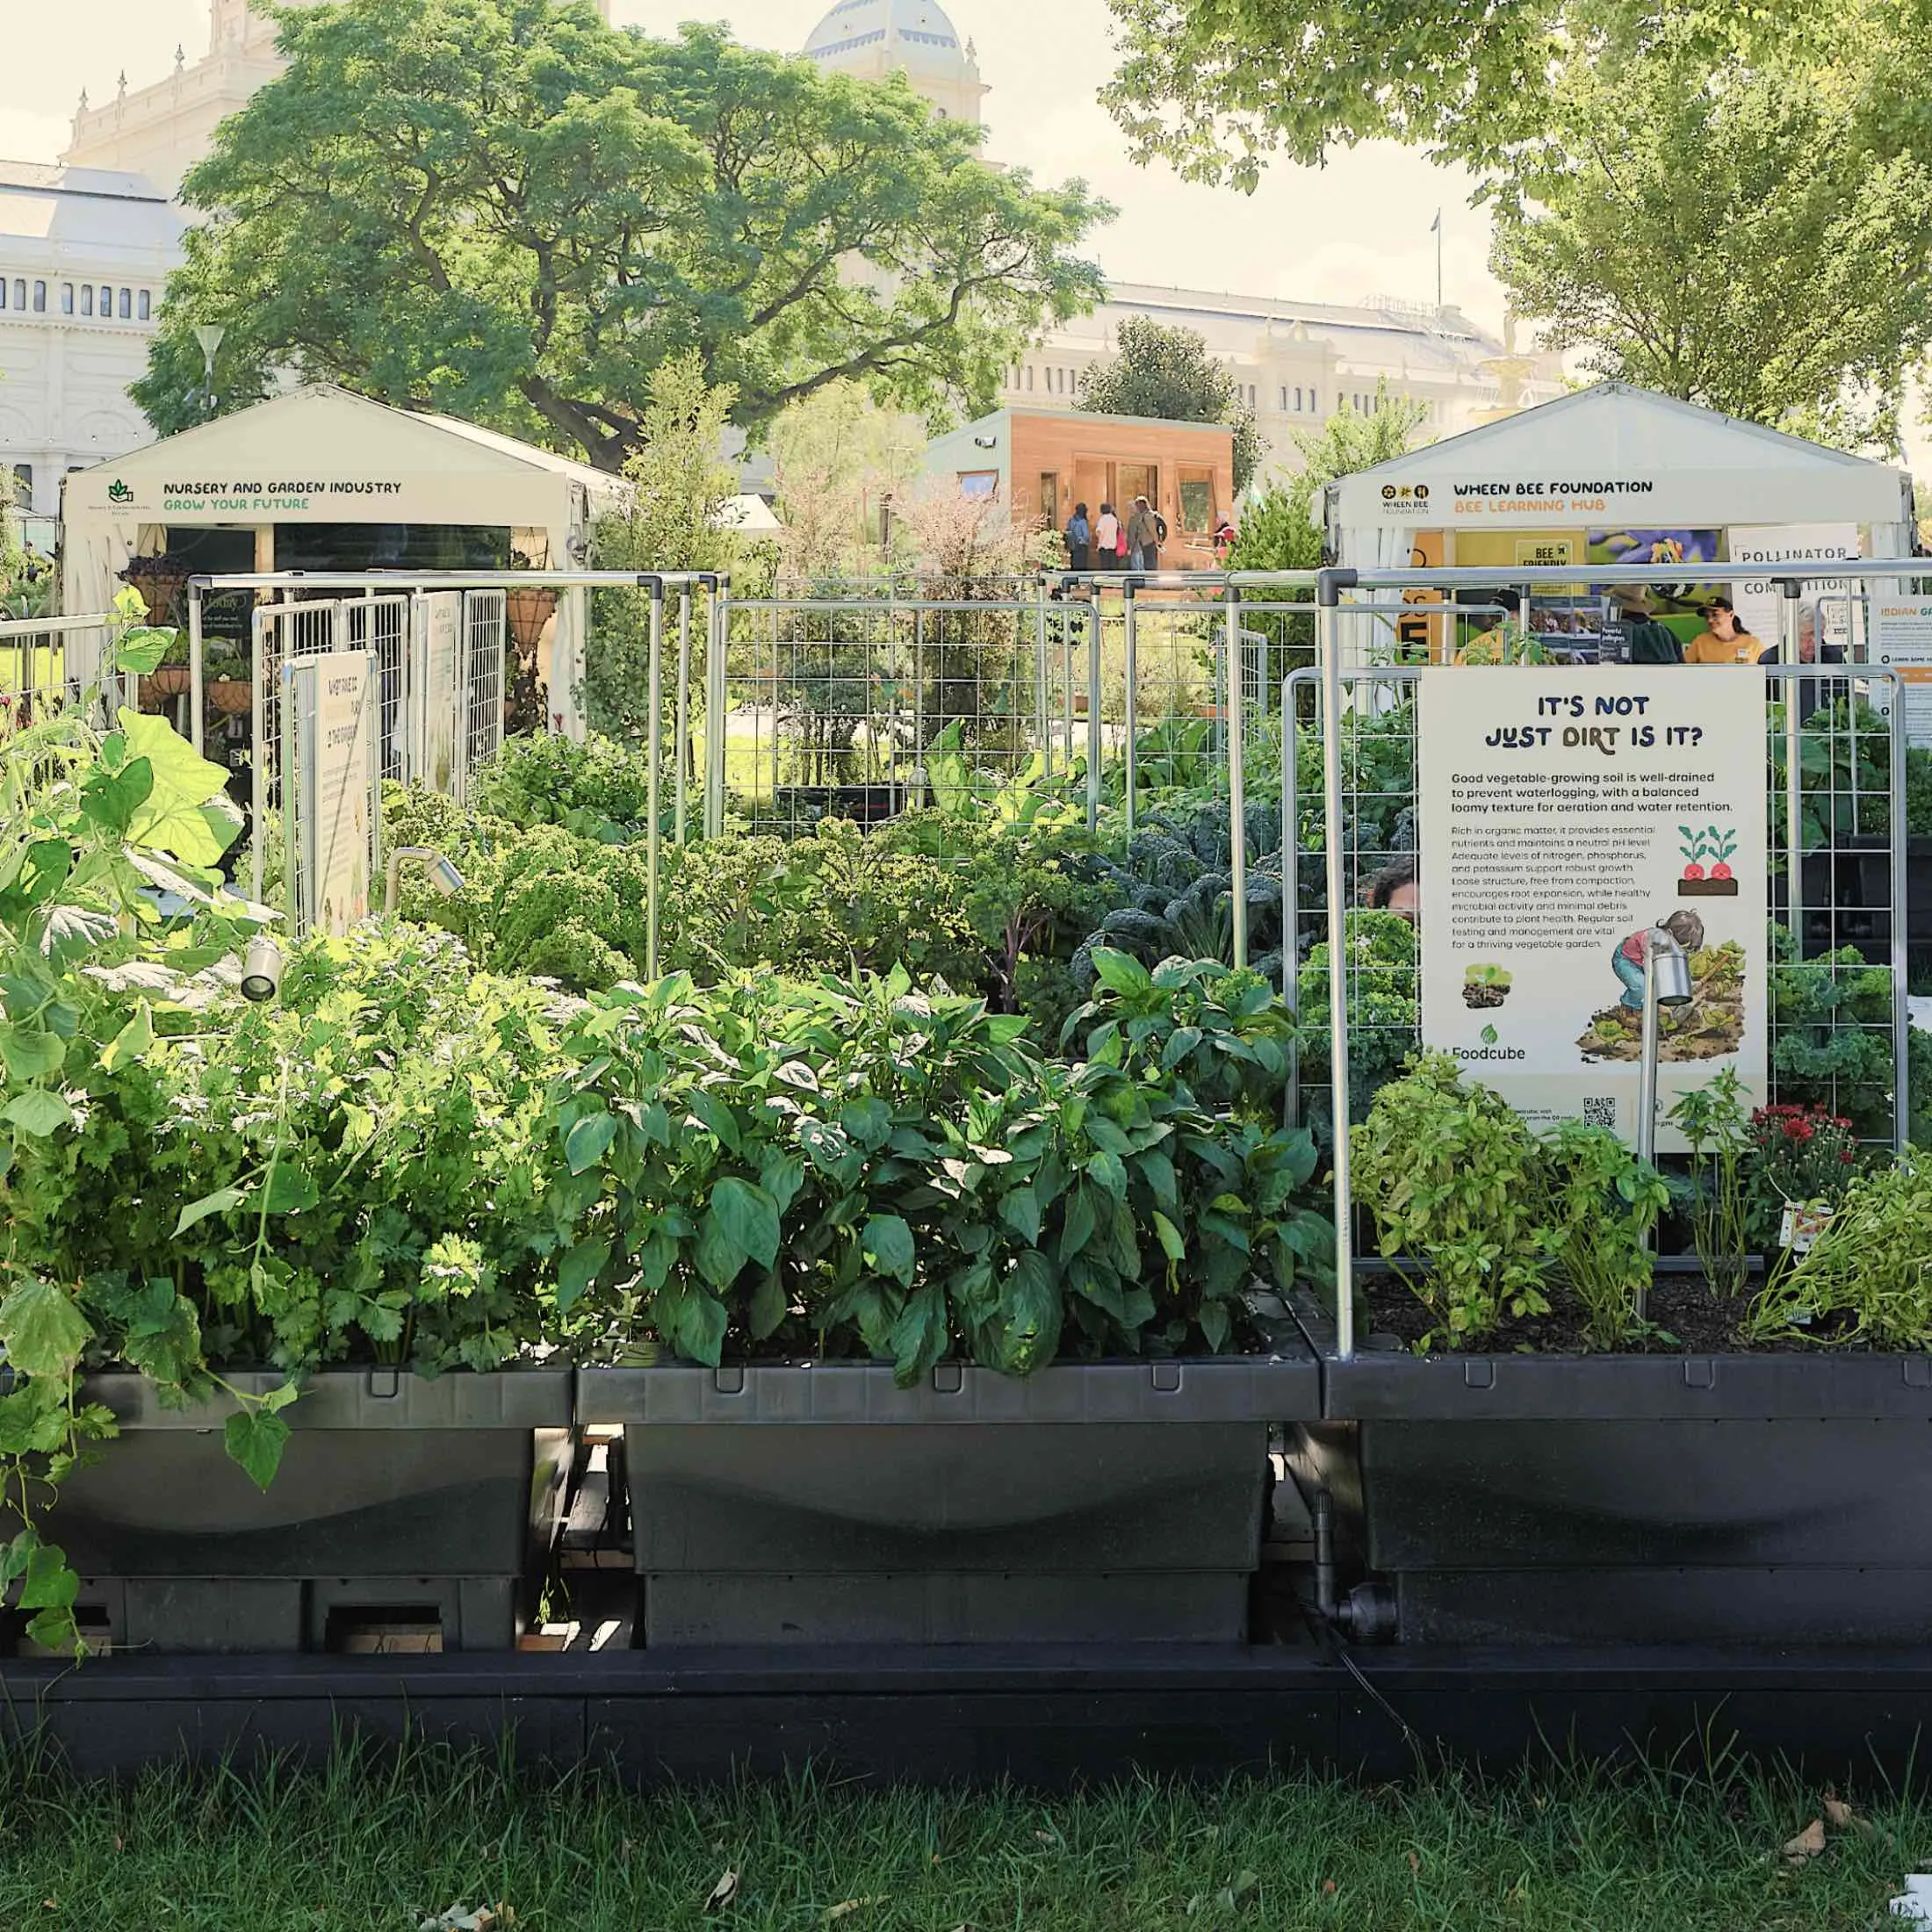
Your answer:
207,678 -> 254,717
138,666 -> 192,709
505,587 -> 559,653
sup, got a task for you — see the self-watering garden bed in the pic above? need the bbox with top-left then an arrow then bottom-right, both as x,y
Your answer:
1292,1289 -> 1932,1648
13,1369 -> 573,1656
579,1357 -> 1318,1646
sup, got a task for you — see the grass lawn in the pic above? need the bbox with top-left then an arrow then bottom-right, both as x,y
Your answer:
0,1743 -> 1925,1930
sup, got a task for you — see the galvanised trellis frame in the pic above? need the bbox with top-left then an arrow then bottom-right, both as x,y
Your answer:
1267,558 -> 1924,1362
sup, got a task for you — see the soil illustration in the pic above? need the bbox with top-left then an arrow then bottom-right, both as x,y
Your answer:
1577,940 -> 1746,1063
1461,965 -> 1512,1011
1462,984 -> 1509,1009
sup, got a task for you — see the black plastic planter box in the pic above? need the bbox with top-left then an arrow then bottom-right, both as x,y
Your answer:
1294,1302 -> 1932,1647
21,1368 -> 573,1655
578,1356 -> 1319,1647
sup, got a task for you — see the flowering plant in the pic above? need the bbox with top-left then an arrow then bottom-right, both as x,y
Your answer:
1746,1102 -> 1860,1247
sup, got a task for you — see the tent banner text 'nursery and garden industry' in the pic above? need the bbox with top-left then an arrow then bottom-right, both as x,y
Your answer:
1417,667 -> 1767,1150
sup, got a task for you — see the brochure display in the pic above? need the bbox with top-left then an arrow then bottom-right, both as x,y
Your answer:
1417,666 -> 1767,1145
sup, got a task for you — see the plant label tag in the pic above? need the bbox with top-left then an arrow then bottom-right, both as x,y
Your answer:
1779,1202 -> 1832,1252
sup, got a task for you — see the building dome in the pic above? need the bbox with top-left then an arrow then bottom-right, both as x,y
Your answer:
804,0 -> 980,92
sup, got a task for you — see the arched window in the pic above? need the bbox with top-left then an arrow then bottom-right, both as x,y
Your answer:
137,290 -> 150,321
98,285 -> 112,315
60,284 -> 73,314
10,279 -> 22,310
32,282 -> 45,312
80,285 -> 93,316
118,287 -> 131,318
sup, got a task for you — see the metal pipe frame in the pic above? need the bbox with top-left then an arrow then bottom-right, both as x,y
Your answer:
642,576 -> 665,979
1085,602 -> 1103,833
1316,570 -> 1358,1360
1303,559 -> 1925,592
1226,587 -> 1248,968
1122,579 -> 1140,836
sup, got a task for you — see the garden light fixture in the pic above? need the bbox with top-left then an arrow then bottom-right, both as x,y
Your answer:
385,846 -> 466,913
239,934 -> 283,1003
1634,929 -> 1693,1321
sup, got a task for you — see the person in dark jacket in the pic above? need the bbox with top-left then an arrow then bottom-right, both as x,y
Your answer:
1758,600 -> 1843,719
1064,502 -> 1091,573
1613,587 -> 1684,664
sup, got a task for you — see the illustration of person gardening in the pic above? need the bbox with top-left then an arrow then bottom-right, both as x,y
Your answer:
1611,910 -> 1706,1010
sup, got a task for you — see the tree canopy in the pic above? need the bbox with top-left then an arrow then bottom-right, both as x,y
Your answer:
1100,0 -> 1850,181
1077,314 -> 1264,491
1489,35 -> 1932,450
135,0 -> 1110,469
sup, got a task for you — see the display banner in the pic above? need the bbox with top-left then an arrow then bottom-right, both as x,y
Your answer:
1870,598 -> 1932,748
1730,524 -> 1860,651
413,591 -> 462,791
1417,667 -> 1767,1147
286,650 -> 374,936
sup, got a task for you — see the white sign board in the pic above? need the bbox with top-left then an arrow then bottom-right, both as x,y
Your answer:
1418,667 -> 1767,1147
1729,523 -> 1859,652
413,591 -> 462,791
286,650 -> 374,936
1870,598 -> 1932,748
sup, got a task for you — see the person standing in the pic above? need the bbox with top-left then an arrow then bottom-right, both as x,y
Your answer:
1064,501 -> 1091,573
1684,596 -> 1758,665
1612,587 -> 1684,664
1093,502 -> 1120,571
1127,495 -> 1158,571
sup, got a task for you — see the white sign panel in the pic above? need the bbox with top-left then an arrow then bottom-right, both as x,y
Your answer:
1418,667 -> 1768,1147
1729,524 -> 1859,651
1871,598 -> 1932,748
413,592 -> 462,791
287,650 -> 374,936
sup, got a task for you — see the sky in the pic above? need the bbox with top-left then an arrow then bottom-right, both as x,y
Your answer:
0,0 -> 1511,330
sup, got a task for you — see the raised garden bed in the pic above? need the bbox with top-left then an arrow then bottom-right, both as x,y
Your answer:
579,1356 -> 1319,1647
1292,1288 -> 1932,1648
18,1369 -> 573,1656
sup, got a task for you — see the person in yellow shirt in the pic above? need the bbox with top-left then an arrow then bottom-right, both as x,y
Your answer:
1683,596 -> 1758,664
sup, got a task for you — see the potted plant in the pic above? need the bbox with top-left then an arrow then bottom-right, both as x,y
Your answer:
205,652 -> 254,716
566,955 -> 1330,1646
135,629 -> 191,710
0,684 -> 572,1656
1294,1053 -> 1932,1649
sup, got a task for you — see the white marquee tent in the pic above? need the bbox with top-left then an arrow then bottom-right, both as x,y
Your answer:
61,385 -> 633,724
1328,383 -> 1915,572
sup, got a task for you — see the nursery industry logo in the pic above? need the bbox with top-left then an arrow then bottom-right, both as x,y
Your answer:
1381,482 -> 1431,515
107,479 -> 133,504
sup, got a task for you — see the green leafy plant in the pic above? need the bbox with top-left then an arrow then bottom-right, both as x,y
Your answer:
1349,1054 -> 1553,1344
1537,1120 -> 1669,1350
1666,1069 -> 1753,1294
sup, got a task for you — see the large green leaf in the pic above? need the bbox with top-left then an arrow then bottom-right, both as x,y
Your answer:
1089,948 -> 1154,996
224,1408 -> 291,1491
98,1001 -> 155,1073
0,1020 -> 63,1084
861,1213 -> 915,1286
0,1278 -> 95,1378
565,1111 -> 618,1174
173,1186 -> 248,1236
115,710 -> 241,865
114,626 -> 177,674
0,838 -> 74,913
711,1177 -> 780,1270
34,905 -> 121,967
80,758 -> 155,837
3,1089 -> 72,1137
556,1237 -> 609,1316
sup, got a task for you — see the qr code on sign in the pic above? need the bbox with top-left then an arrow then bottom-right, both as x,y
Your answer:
1581,1096 -> 1617,1128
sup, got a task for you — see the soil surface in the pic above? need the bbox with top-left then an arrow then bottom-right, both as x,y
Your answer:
1577,948 -> 1745,1064
1353,1271 -> 1847,1356
1461,984 -> 1509,1009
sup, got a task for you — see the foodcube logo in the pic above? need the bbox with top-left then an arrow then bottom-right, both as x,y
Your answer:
107,479 -> 133,504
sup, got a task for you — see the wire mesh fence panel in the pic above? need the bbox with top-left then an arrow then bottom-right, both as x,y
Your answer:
0,615 -> 126,729
458,588 -> 507,802
1280,660 -> 1907,1149
715,597 -> 1057,847
339,595 -> 410,783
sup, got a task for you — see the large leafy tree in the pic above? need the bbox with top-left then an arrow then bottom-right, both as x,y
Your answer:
134,0 -> 1109,469
1078,314 -> 1264,491
1489,38 -> 1932,450
1100,0 -> 1849,180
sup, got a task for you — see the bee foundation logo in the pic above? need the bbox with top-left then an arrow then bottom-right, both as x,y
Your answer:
1380,482 -> 1431,515
106,479 -> 133,504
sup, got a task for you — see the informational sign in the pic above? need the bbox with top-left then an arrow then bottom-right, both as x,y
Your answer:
1870,598 -> 1932,747
1418,667 -> 1767,1147
286,650 -> 374,937
412,592 -> 462,791
1513,534 -> 1581,569
1730,524 -> 1859,651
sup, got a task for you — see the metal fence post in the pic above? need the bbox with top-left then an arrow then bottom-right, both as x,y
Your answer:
1779,578 -> 1803,951
1889,665 -> 1910,1154
1227,587 -> 1247,968
1036,583 -> 1053,779
187,583 -> 206,754
675,587 -> 691,847
249,605 -> 269,909
644,576 -> 664,980
1085,601 -> 1102,834
1317,569 -> 1358,1362
1123,578 -> 1140,837
704,583 -> 726,839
